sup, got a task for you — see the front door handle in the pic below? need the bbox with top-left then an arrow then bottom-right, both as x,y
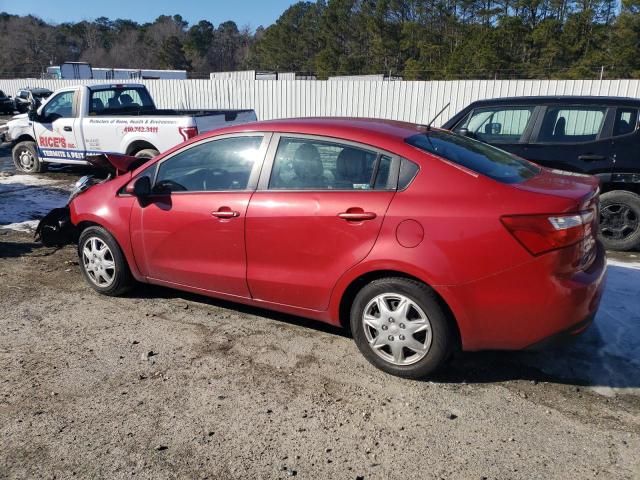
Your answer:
338,209 -> 377,221
212,208 -> 240,219
578,154 -> 606,162
63,126 -> 73,132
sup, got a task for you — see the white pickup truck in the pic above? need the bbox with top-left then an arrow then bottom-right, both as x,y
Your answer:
1,83 -> 257,173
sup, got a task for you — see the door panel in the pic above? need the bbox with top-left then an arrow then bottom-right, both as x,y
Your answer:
245,135 -> 397,311
129,134 -> 268,297
132,192 -> 252,297
610,107 -> 640,178
245,191 -> 395,310
524,105 -> 614,175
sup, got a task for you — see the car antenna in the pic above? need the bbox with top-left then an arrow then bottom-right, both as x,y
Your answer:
424,102 -> 450,131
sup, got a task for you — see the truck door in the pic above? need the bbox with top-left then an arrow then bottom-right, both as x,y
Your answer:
33,90 -> 85,163
610,106 -> 640,180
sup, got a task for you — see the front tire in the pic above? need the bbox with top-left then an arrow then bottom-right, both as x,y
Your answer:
12,141 -> 46,173
599,190 -> 640,251
350,277 -> 455,379
78,226 -> 134,296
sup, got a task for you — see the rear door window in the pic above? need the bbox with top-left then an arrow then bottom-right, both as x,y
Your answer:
406,130 -> 539,184
89,87 -> 154,115
455,107 -> 535,143
613,108 -> 638,136
536,106 -> 606,143
268,137 -> 393,190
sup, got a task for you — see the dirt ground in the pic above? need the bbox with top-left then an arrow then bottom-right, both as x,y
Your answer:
1,143 -> 639,479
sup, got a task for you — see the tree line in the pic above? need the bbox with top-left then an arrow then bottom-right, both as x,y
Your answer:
1,0 -> 639,80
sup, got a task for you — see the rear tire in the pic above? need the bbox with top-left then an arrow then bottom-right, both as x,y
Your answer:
78,226 -> 134,296
350,277 -> 455,379
599,190 -> 640,251
12,141 -> 46,173
134,148 -> 159,159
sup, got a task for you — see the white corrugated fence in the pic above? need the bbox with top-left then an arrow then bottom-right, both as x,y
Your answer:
1,78 -> 639,127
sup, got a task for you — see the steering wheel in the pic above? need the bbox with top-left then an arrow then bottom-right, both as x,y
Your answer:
153,179 -> 187,193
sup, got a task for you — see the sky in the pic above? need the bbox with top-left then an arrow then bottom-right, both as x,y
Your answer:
0,0 -> 299,29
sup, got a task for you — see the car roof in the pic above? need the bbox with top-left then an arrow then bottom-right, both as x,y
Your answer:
465,96 -> 640,107
216,117 -> 427,144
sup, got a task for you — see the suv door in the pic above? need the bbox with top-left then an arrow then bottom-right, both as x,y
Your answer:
245,135 -> 399,311
129,134 -> 270,297
610,106 -> 640,180
452,105 -> 538,158
33,90 -> 85,162
524,105 -> 613,175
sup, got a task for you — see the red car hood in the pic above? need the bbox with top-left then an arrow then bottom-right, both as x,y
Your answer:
86,153 -> 149,175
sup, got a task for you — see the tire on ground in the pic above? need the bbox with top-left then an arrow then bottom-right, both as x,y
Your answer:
78,226 -> 134,296
350,277 -> 455,379
12,140 -> 46,173
599,190 -> 640,251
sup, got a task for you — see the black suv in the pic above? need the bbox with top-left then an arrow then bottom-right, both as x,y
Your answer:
443,96 -> 640,251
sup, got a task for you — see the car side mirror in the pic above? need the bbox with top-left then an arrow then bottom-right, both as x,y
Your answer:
457,127 -> 471,137
126,176 -> 151,197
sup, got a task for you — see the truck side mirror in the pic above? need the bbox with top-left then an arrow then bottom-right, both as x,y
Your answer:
28,109 -> 38,121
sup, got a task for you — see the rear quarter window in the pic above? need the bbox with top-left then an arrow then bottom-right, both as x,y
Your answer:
406,130 -> 539,184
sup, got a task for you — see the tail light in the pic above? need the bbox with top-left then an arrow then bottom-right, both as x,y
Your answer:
179,126 -> 198,142
501,210 -> 595,256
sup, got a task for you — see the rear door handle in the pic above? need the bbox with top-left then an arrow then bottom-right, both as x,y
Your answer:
63,126 -> 72,132
578,154 -> 606,162
338,210 -> 377,221
212,208 -> 240,219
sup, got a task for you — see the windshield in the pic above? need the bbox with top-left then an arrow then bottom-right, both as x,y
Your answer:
405,130 -> 540,184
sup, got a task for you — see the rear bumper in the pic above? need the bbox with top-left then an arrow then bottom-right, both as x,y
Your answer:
444,241 -> 607,351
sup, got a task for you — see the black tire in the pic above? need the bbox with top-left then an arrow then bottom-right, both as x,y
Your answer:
350,277 -> 455,379
135,148 -> 159,159
599,190 -> 640,251
12,140 -> 46,173
78,226 -> 134,296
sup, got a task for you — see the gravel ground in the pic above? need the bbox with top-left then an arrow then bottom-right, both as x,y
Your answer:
1,145 -> 639,480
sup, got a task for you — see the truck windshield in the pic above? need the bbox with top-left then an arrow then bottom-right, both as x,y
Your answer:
88,87 -> 154,115
405,130 -> 540,184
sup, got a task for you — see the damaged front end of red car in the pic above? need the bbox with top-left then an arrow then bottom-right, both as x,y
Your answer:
35,153 -> 151,247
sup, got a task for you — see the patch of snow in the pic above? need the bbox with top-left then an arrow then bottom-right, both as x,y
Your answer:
524,259 -> 640,396
0,174 -> 72,232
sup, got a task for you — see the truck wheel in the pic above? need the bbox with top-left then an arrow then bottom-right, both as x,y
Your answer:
599,190 -> 640,251
12,141 -> 46,173
135,149 -> 159,159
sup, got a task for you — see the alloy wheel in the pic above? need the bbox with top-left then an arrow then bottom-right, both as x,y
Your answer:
362,293 -> 433,366
600,203 -> 639,240
81,237 -> 116,288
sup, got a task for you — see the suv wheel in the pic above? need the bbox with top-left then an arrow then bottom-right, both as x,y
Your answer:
599,191 -> 640,251
78,226 -> 134,296
12,141 -> 46,173
350,277 -> 455,379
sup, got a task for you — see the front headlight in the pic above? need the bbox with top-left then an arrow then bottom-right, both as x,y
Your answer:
68,175 -> 96,202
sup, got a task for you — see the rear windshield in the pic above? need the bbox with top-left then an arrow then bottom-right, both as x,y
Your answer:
406,130 -> 540,184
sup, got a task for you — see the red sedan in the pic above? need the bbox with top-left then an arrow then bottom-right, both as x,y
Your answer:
61,118 -> 606,378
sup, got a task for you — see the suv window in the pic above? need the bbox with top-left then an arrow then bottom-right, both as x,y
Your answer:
537,106 -> 606,143
406,130 -> 539,184
41,91 -> 75,120
269,137 -> 392,190
456,107 -> 534,143
614,108 -> 638,136
89,87 -> 154,115
155,136 -> 263,192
